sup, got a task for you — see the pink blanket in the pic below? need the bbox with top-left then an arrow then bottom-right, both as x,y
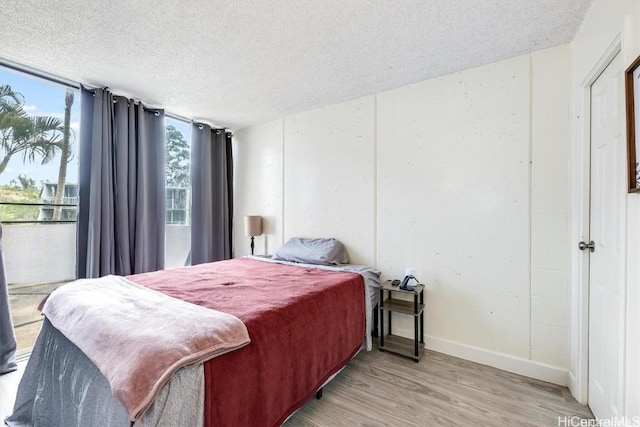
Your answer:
41,275 -> 250,421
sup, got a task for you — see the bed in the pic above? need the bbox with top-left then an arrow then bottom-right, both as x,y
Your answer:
6,254 -> 380,426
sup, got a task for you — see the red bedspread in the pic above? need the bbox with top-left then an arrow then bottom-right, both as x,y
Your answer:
129,257 -> 365,427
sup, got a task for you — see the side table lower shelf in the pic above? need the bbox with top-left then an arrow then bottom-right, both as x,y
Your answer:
379,334 -> 424,361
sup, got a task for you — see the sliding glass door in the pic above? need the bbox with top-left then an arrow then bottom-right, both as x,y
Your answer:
0,65 -> 79,351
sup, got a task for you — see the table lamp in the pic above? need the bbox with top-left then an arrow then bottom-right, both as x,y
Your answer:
244,216 -> 262,255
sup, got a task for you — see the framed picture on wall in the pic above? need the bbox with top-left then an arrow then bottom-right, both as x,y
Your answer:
625,54 -> 640,193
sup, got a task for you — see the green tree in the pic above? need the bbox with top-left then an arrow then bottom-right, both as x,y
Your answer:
52,89 -> 75,221
166,125 -> 190,188
0,84 -> 64,176
0,84 -> 21,111
17,174 -> 35,190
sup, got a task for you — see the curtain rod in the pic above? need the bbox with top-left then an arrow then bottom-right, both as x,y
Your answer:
166,113 -> 232,135
111,96 -> 160,116
193,122 -> 233,136
166,112 -> 192,124
0,58 -> 79,90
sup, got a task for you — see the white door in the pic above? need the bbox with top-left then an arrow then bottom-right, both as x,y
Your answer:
588,51 -> 626,418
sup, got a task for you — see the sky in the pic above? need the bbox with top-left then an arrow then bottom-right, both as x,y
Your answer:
0,66 -> 190,187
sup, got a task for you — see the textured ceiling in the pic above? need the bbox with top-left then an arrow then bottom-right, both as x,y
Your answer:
0,0 -> 591,129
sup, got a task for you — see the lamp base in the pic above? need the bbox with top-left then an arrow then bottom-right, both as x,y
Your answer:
250,236 -> 255,255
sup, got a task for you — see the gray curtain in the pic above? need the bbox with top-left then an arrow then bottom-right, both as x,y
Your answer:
0,222 -> 17,374
190,124 -> 233,265
77,87 -> 166,278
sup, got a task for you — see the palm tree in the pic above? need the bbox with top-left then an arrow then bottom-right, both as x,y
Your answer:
52,89 -> 74,221
0,85 -> 23,110
0,84 -> 64,176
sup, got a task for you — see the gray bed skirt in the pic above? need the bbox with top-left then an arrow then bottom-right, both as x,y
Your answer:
5,319 -> 204,427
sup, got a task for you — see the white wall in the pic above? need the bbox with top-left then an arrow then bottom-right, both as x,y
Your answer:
233,119 -> 284,257
569,0 -> 640,414
2,224 -> 193,283
284,97 -> 375,266
377,55 -> 532,359
530,45 -> 573,370
165,225 -> 191,268
3,224 -> 76,284
233,45 -> 573,386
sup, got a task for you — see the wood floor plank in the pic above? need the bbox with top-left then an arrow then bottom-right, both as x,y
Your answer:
1,343 -> 591,426
285,344 -> 592,426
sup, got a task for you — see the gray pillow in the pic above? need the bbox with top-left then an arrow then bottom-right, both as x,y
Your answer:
272,237 -> 350,265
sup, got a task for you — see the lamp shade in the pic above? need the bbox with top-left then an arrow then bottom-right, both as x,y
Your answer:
244,216 -> 262,237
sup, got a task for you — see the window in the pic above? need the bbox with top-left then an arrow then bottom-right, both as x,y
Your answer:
1,66 -> 80,351
165,118 -> 191,268
2,71 -> 193,349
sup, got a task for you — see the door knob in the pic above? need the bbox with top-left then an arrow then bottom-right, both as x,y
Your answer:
578,241 -> 595,253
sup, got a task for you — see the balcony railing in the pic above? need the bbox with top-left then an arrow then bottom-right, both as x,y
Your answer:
166,199 -> 189,210
5,222 -> 191,350
40,196 -> 78,205
0,201 -> 77,224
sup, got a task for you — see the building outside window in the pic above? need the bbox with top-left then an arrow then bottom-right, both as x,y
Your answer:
38,182 -> 78,221
166,187 -> 190,225
164,118 -> 191,268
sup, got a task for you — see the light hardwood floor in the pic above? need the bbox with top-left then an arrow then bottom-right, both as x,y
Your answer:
1,346 -> 592,426
285,344 -> 593,426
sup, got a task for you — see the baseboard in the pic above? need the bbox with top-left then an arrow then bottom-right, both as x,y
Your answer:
423,335 -> 569,386
568,370 -> 578,399
568,369 -> 589,404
